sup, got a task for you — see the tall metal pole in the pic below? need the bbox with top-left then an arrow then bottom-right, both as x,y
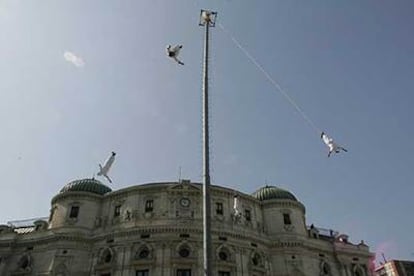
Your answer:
199,10 -> 216,276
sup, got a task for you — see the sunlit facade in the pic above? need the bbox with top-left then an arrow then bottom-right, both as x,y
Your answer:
0,178 -> 373,275
375,260 -> 414,276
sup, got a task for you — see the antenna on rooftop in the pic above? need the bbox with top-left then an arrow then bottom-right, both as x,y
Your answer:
381,252 -> 387,263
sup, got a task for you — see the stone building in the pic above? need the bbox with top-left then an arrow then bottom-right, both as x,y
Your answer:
0,178 -> 373,275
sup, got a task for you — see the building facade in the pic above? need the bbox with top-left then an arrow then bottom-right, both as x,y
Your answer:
375,260 -> 414,276
0,178 -> 373,276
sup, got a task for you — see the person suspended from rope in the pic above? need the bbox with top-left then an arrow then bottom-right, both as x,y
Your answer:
321,132 -> 348,157
166,44 -> 184,65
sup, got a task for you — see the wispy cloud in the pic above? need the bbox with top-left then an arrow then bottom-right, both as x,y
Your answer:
63,51 -> 85,67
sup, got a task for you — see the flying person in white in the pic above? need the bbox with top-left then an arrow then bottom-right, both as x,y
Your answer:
97,151 -> 116,183
166,45 -> 184,65
321,132 -> 348,157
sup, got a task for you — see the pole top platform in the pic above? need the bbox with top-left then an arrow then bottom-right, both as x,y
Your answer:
199,10 -> 217,27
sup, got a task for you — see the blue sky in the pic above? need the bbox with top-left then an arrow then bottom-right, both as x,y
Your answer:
1,0 -> 413,263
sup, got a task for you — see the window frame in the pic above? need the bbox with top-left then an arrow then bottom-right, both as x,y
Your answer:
69,206 -> 80,219
114,205 -> 121,217
145,199 -> 154,213
244,209 -> 251,222
216,202 -> 223,215
136,269 -> 149,276
176,269 -> 191,276
283,213 -> 292,225
102,248 -> 113,264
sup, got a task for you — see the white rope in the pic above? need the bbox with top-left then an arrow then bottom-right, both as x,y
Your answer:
217,22 -> 321,135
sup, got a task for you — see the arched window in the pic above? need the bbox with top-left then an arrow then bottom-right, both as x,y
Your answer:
100,248 -> 114,264
252,253 -> 262,266
54,263 -> 68,276
353,265 -> 365,276
18,255 -> 31,270
320,262 -> 331,275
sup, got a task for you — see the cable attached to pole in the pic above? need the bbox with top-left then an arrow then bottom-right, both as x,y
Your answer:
217,22 -> 321,135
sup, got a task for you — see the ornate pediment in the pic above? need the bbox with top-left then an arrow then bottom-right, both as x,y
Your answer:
168,180 -> 201,195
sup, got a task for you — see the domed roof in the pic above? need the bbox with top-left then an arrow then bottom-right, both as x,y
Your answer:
60,178 -> 112,195
252,185 -> 297,201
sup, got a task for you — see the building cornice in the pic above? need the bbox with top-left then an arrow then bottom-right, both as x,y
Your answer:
51,192 -> 104,204
262,200 -> 306,213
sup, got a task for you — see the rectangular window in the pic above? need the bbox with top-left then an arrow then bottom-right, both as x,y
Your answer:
177,269 -> 191,276
136,269 -> 149,276
145,199 -> 154,212
145,200 -> 153,212
218,272 -> 230,276
69,206 -> 79,218
114,205 -> 121,217
245,209 -> 251,221
216,202 -> 223,215
283,213 -> 291,225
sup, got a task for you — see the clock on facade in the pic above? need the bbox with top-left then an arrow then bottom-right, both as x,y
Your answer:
180,198 -> 190,207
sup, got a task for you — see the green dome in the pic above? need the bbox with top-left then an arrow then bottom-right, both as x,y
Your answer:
252,185 -> 297,201
60,178 -> 112,195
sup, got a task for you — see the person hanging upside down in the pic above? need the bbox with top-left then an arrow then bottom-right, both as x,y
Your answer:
166,45 -> 184,65
321,132 -> 348,157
